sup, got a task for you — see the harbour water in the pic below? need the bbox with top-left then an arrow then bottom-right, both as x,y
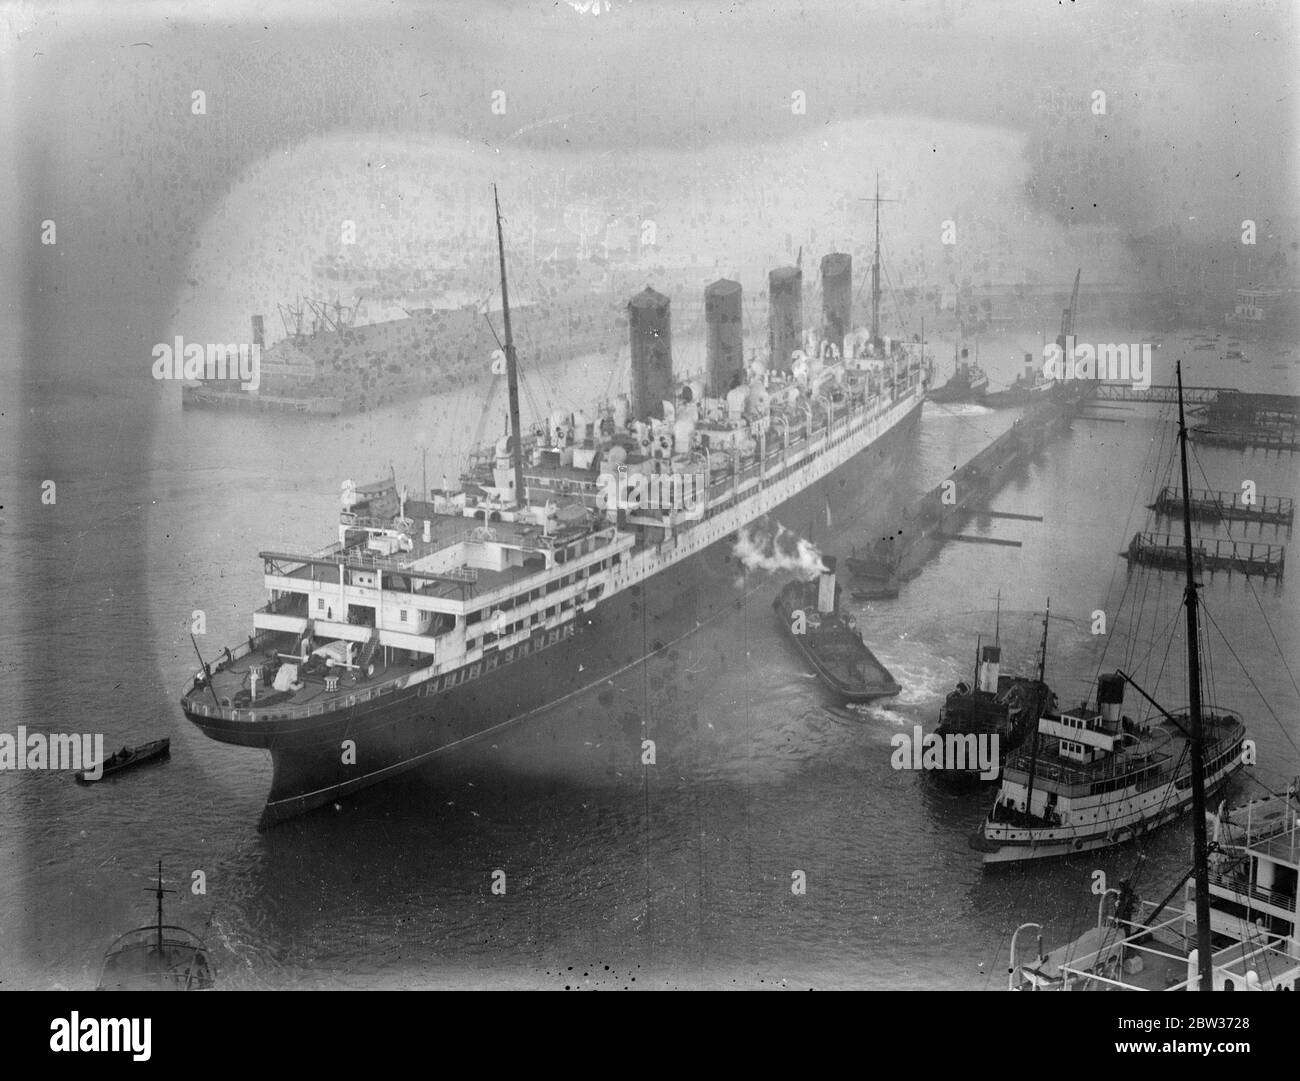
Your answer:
5,326 -> 1298,990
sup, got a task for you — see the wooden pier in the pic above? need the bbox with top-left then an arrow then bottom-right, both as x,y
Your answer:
1149,487 -> 1294,530
1123,532 -> 1285,580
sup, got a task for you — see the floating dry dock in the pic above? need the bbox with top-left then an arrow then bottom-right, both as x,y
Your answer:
1149,486 -> 1294,531
1123,531 -> 1285,580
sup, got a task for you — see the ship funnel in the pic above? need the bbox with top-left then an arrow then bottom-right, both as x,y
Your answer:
768,266 -> 803,372
817,554 -> 837,615
1098,672 -> 1125,729
251,314 -> 265,348
820,254 -> 851,359
1024,352 -> 1036,382
628,287 -> 673,420
704,278 -> 744,396
977,644 -> 1001,694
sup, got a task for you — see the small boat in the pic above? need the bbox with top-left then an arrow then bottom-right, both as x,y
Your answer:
75,738 -> 170,783
773,559 -> 901,703
97,861 -> 216,991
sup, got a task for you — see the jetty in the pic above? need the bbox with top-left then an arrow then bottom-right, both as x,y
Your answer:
1149,486 -> 1294,531
1194,426 -> 1300,454
1122,532 -> 1285,580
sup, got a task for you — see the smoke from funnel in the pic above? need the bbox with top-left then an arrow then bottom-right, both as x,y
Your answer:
732,521 -> 827,578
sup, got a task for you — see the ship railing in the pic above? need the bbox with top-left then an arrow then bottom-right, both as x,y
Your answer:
1207,871 -> 1297,912
341,515 -> 407,532
259,593 -> 308,617
1003,749 -> 1174,793
186,664 -> 418,723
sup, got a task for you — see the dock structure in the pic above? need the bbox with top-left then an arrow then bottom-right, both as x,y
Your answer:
1195,426 -> 1300,454
1094,385 -> 1300,427
847,391 -> 1087,589
1149,487 -> 1294,531
1123,532 -> 1285,580
1094,383 -> 1223,405
1204,392 -> 1300,428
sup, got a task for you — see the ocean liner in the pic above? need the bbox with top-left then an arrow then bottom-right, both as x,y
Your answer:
181,186 -> 930,826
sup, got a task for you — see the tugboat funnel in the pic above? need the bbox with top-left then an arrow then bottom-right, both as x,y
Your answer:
817,555 -> 837,615
1098,671 -> 1125,729
977,645 -> 1001,693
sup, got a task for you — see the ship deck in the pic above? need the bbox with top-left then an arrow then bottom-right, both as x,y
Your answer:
193,635 -> 416,715
261,500 -> 612,603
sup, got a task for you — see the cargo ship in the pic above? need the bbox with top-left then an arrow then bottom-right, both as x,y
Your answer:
180,185 -> 932,826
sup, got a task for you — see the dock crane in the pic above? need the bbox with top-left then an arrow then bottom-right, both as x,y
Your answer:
1055,269 -> 1081,356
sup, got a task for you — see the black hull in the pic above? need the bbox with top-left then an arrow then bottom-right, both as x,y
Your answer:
184,399 -> 924,826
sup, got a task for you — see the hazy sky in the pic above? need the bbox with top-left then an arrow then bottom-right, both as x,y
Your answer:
6,0 -> 1297,379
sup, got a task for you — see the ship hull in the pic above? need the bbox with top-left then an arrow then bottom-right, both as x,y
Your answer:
184,397 -> 925,827
974,732 -> 1245,864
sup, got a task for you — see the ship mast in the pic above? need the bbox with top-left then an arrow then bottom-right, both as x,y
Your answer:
493,184 -> 527,510
1020,599 -> 1050,819
1176,359 -> 1214,991
1035,599 -> 1050,688
871,173 -> 882,349
147,860 -> 175,959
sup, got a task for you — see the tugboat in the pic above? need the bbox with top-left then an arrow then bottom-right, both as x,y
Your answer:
974,363 -> 1249,864
981,352 -> 1056,409
934,601 -> 1056,783
772,558 -> 901,702
97,862 -> 216,991
927,342 -> 989,405
985,270 -> 1080,409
